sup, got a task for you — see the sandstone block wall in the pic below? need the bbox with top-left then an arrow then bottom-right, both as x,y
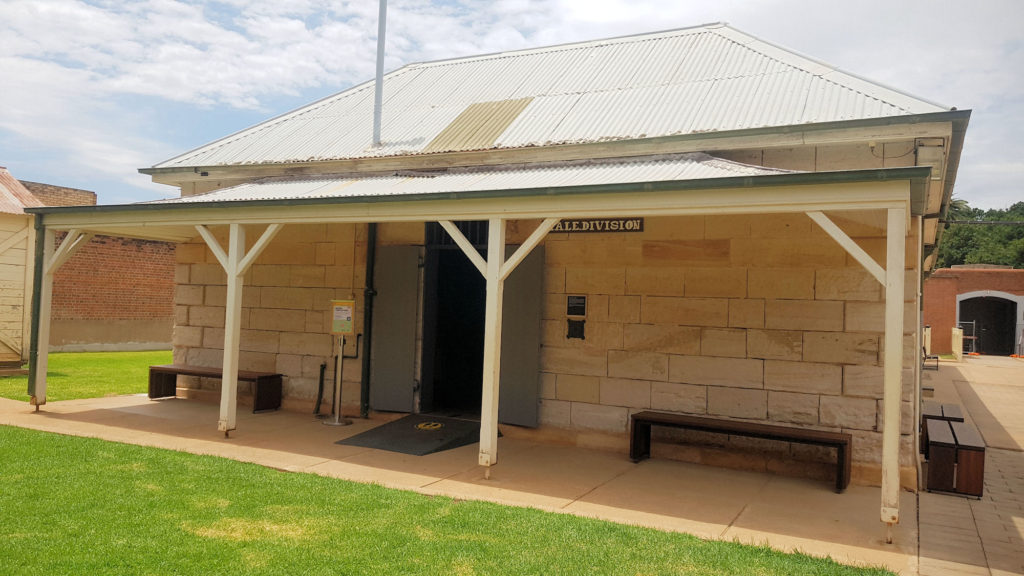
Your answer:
538,210 -> 919,486
173,223 -> 367,412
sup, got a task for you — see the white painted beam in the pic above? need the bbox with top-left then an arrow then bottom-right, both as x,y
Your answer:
41,181 -> 912,232
807,211 -> 885,285
479,217 -> 506,469
195,225 -> 229,270
500,218 -> 559,281
46,229 -> 92,275
880,207 -> 906,532
439,220 -> 487,277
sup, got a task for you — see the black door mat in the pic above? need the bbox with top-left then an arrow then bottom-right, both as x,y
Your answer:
337,414 -> 494,456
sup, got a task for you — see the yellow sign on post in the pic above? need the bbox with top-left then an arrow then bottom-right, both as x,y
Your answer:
326,299 -> 355,427
331,300 -> 355,335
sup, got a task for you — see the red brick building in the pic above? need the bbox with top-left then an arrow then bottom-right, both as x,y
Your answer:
20,181 -> 176,351
923,266 -> 1024,355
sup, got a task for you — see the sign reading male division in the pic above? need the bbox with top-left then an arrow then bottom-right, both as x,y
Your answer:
552,218 -> 644,233
331,300 -> 355,335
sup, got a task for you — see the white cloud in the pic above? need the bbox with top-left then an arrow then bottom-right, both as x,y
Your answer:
0,0 -> 1021,207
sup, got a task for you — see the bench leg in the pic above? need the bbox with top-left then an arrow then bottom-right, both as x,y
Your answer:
630,420 -> 652,462
928,443 -> 956,492
148,370 -> 177,399
835,443 -> 850,493
955,448 -> 985,498
253,375 -> 283,413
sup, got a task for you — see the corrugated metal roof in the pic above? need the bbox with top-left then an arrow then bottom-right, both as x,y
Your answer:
154,23 -> 949,170
0,167 -> 44,215
150,153 -> 793,204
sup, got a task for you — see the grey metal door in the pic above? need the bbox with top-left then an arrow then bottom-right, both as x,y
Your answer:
370,245 -> 419,412
498,246 -> 544,427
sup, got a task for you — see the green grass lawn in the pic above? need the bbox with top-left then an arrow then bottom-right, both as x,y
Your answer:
0,426 -> 893,576
0,350 -> 172,402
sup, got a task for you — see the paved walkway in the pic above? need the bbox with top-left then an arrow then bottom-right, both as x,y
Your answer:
2,355 -> 1022,574
919,356 -> 1024,576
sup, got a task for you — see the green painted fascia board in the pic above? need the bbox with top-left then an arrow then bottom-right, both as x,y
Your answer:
27,166 -> 932,218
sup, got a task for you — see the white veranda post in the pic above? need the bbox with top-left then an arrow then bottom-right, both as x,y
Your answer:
880,207 -> 907,528
807,207 -> 906,533
439,217 -> 559,472
196,223 -> 281,436
31,228 -> 92,408
479,218 -> 506,467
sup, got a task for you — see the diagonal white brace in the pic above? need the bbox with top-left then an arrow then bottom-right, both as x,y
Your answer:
807,211 -> 885,285
195,225 -> 229,271
46,229 -> 92,275
439,220 -> 487,277
500,218 -> 559,281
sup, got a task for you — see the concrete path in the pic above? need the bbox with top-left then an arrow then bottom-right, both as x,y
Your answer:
919,356 -> 1024,576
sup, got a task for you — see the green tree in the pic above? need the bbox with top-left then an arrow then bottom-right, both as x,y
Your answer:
936,198 -> 1024,268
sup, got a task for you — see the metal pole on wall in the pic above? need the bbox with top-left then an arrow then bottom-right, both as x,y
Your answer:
372,0 -> 387,147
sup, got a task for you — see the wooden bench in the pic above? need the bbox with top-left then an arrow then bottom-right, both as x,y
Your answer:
148,364 -> 282,413
629,411 -> 852,493
921,401 -> 964,458
926,418 -> 985,497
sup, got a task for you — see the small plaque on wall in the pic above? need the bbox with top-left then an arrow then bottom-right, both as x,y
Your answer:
567,295 -> 587,317
552,218 -> 644,233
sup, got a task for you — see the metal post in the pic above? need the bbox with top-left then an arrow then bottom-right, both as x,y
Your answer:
372,0 -> 388,147
324,336 -> 351,426
28,226 -> 54,409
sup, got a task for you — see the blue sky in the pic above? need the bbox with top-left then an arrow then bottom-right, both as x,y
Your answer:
1,0 -> 1021,209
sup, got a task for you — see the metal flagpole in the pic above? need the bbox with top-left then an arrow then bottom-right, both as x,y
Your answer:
372,0 -> 387,147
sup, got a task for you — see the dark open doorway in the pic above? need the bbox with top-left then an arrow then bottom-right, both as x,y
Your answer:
421,222 -> 488,416
429,249 -> 485,413
960,296 -> 1017,356
419,221 -> 543,426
